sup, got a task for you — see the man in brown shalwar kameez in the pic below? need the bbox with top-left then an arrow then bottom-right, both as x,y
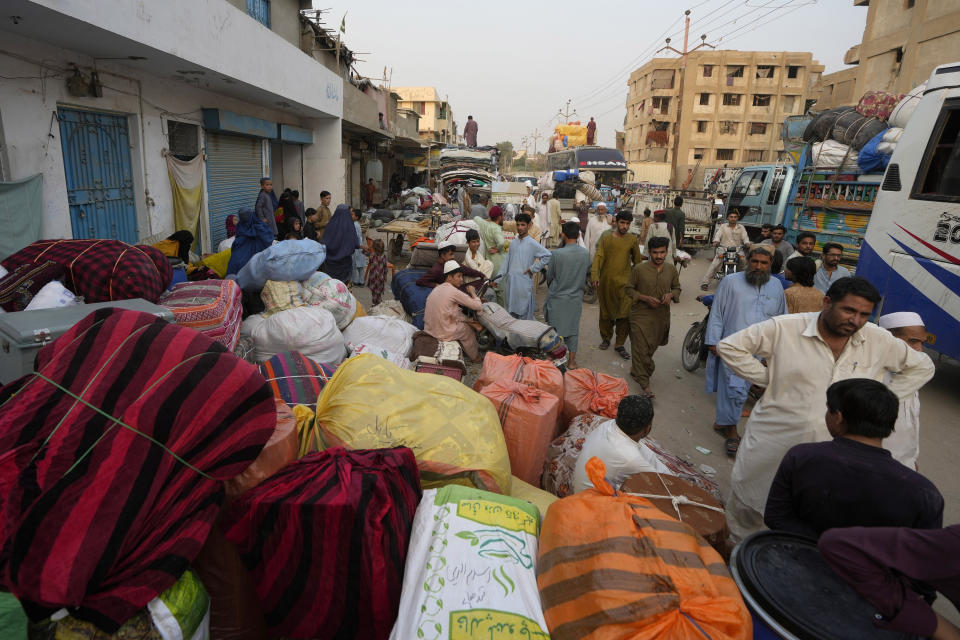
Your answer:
625,235 -> 681,397
591,210 -> 642,360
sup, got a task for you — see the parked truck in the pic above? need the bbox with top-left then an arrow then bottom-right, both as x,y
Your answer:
627,190 -> 715,251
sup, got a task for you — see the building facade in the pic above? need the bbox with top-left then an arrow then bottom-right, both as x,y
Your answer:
816,0 -> 960,110
623,50 -> 823,188
394,87 -> 456,144
0,0 -> 346,253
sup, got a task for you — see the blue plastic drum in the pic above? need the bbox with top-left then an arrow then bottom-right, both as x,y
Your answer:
730,531 -> 920,640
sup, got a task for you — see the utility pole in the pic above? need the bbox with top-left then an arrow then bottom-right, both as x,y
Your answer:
530,128 -> 542,157
659,9 -> 714,189
554,100 -> 578,124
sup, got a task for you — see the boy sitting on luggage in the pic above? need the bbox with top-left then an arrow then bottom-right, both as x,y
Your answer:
572,395 -> 672,493
416,241 -> 486,293
764,378 -> 943,539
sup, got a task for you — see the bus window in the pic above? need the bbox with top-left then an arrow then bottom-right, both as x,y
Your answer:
767,170 -> 786,205
914,100 -> 960,201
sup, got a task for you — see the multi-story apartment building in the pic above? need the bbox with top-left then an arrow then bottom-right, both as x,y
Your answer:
816,0 -> 960,110
394,87 -> 456,144
624,50 -> 823,188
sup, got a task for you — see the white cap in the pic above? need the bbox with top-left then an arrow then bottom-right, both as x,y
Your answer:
564,215 -> 581,224
878,311 -> 924,330
596,203 -> 608,211
443,260 -> 462,275
437,240 -> 455,251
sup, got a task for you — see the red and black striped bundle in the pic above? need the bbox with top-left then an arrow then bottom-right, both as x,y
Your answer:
222,447 -> 421,639
1,239 -> 173,303
0,307 -> 276,632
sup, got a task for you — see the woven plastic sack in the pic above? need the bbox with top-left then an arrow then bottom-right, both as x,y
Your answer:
562,368 -> 628,424
537,458 -> 752,640
244,306 -> 346,365
811,139 -> 859,170
389,485 -> 549,640
224,399 -> 299,500
342,315 -> 416,358
315,354 -> 511,493
832,110 -> 886,150
236,239 -> 326,291
509,476 -> 558,521
299,271 -> 356,330
888,82 -> 926,128
480,381 -> 560,486
368,300 -> 411,322
435,219 -> 478,246
474,353 -> 565,407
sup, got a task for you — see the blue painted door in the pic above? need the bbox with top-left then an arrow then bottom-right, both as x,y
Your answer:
58,108 -> 138,244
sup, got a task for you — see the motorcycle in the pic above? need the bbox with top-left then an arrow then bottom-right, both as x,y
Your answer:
715,245 -> 744,282
472,276 -> 568,369
681,294 -> 713,372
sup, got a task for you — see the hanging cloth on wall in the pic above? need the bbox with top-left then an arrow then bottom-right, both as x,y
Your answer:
0,174 -> 43,262
165,154 -> 204,235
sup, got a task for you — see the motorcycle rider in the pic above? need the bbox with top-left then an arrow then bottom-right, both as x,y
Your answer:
700,210 -> 751,291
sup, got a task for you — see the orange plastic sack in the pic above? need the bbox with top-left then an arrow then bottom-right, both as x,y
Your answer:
474,353 -> 564,407
537,458 -> 752,640
480,381 -> 560,486
224,399 -> 299,499
562,368 -> 628,424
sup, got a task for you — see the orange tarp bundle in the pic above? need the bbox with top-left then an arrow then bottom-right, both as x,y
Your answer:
562,368 -> 628,424
479,380 -> 561,486
537,457 -> 752,640
474,353 -> 564,409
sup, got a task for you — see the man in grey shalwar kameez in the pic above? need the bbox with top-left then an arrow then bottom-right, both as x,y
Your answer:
545,222 -> 590,369
498,213 -> 551,320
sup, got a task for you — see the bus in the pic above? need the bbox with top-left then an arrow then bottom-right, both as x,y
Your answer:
546,146 -> 630,186
857,61 -> 960,361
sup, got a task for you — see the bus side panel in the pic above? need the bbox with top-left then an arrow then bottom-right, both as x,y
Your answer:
858,241 -> 960,360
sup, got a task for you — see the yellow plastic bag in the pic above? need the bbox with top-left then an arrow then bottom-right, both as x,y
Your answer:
508,475 -> 557,521
316,354 -> 511,493
201,248 -> 231,278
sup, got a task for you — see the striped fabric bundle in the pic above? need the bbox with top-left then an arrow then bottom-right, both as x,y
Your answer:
537,458 -> 751,640
258,351 -> 337,409
159,279 -> 243,351
1,239 -> 172,303
0,308 -> 276,632
222,447 -> 421,639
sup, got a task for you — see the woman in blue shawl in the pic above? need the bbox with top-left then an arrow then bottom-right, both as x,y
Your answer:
227,207 -> 274,275
321,204 -> 360,282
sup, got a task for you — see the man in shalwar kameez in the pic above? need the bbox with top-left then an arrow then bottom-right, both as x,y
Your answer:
625,236 -> 681,397
498,213 -> 551,320
545,222 -> 590,369
591,210 -> 642,360
705,247 -> 785,457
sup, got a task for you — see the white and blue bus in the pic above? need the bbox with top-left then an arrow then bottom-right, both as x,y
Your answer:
858,62 -> 960,361
546,146 -> 630,187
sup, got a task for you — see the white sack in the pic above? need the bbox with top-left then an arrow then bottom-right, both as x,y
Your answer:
24,281 -> 78,310
248,306 -> 345,365
342,315 -> 416,358
888,82 -> 926,129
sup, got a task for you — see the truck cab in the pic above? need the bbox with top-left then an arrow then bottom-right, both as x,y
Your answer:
725,164 -> 795,238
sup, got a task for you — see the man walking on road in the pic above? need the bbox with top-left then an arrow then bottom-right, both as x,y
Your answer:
545,221 -> 591,370
625,236 -> 680,397
700,210 -> 751,290
464,115 -> 478,147
705,247 -> 786,458
498,213 -> 551,320
663,195 -> 686,249
814,242 -> 851,293
592,210 -> 642,360
584,203 -> 611,261
547,192 -> 563,247
717,276 -> 935,542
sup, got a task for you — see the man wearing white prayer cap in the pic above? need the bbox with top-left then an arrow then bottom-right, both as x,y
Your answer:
879,311 -> 927,469
423,260 -> 484,361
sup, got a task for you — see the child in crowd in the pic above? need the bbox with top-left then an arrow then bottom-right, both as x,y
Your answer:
367,239 -> 388,306
351,208 -> 367,286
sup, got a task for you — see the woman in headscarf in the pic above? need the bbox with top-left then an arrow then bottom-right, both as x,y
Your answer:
227,207 -> 274,276
152,230 -> 194,264
321,204 -> 360,282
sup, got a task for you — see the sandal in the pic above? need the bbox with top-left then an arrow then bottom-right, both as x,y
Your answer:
614,346 -> 630,360
713,423 -> 733,438
725,436 -> 741,458
599,340 -> 611,350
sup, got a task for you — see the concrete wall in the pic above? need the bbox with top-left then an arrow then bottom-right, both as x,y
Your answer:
0,30 -> 343,250
343,81 -> 379,131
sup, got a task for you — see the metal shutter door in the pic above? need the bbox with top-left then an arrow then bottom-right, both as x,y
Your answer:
205,133 -> 263,250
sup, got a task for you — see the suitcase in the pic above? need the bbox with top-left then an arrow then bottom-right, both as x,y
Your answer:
414,360 -> 465,382
0,299 -> 174,384
390,268 -> 431,330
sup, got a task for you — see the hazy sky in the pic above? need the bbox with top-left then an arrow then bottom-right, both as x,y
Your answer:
317,0 -> 867,150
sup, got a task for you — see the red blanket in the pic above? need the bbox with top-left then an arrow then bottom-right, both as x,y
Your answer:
0,307 -> 275,631
222,447 -> 421,639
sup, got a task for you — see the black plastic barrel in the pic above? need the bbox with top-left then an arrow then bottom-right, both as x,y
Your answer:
730,531 -> 919,640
